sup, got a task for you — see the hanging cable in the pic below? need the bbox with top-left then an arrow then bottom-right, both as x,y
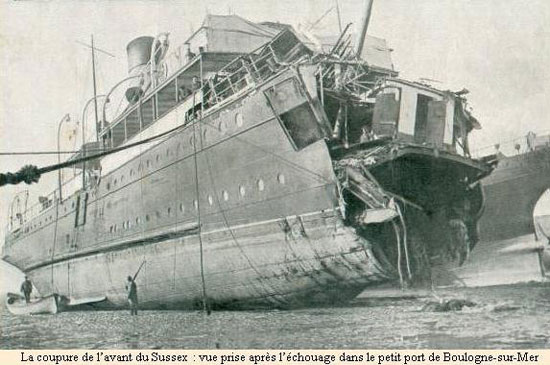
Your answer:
391,220 -> 404,288
395,202 -> 412,279
193,55 -> 210,315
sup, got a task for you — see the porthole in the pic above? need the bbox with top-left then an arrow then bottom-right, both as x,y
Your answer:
179,203 -> 185,213
277,173 -> 286,185
146,160 -> 151,168
193,200 -> 198,210
222,190 -> 229,201
145,214 -> 150,222
138,163 -> 143,172
113,224 -> 117,232
166,149 -> 170,157
167,207 -> 172,216
106,183 -> 111,190
239,185 -> 246,197
114,178 -> 117,187
136,217 -> 141,225
156,154 -> 160,163
218,120 -> 224,132
71,201 -> 75,208
189,136 -> 195,146
203,129 -> 208,141
155,211 -> 161,219
126,220 -> 130,229
130,169 -> 134,177
120,175 -> 124,183
235,112 -> 243,127
122,221 -> 126,229
207,195 -> 213,205
257,179 -> 265,191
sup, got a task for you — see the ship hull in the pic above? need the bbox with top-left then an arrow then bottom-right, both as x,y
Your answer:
3,31 -> 492,307
3,67 -> 398,309
478,147 -> 550,242
27,210 -> 393,309
436,146 -> 550,287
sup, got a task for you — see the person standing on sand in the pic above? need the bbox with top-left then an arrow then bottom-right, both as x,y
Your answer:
126,276 -> 138,315
20,276 -> 33,303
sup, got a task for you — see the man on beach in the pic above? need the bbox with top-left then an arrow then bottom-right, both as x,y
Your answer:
126,276 -> 138,315
20,276 -> 33,303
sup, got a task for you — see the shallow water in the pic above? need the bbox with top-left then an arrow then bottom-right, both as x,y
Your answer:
1,282 -> 549,349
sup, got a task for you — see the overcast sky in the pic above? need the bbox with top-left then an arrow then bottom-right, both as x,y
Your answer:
1,0 -> 549,244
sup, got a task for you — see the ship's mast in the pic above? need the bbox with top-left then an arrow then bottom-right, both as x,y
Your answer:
355,0 -> 374,56
91,35 -> 100,143
335,0 -> 343,33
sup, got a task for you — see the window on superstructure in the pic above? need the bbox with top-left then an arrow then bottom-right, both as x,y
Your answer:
156,80 -> 177,118
126,108 -> 140,140
414,94 -> 435,144
112,121 -> 126,147
277,102 -> 323,151
141,98 -> 155,129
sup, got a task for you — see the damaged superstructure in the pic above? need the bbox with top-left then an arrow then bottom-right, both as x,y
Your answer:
3,10 -> 492,310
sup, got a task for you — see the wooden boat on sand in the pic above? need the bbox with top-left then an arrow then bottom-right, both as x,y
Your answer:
5,293 -> 58,315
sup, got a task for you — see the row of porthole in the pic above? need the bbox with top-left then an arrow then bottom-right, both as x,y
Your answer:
22,198 -> 78,234
105,173 -> 287,234
105,112 -> 245,192
108,202 -> 197,234
106,140 -> 192,191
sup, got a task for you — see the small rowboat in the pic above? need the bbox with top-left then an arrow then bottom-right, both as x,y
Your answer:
5,293 -> 58,315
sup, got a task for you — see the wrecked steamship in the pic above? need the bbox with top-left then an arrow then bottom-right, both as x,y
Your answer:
3,10 -> 493,309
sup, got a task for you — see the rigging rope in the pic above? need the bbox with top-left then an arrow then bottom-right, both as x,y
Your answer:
194,58 -> 210,315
